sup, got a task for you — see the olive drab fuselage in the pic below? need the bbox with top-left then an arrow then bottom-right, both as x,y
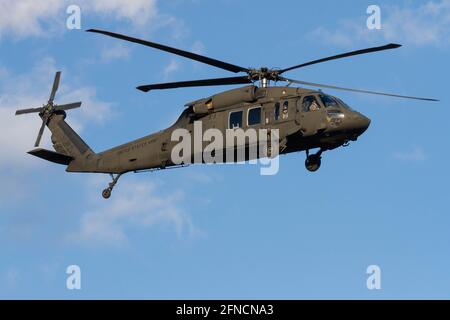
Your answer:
73,85 -> 370,174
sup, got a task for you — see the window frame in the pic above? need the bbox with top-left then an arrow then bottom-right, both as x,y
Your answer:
228,109 -> 244,129
300,95 -> 322,112
246,105 -> 262,127
281,100 -> 289,119
319,94 -> 340,109
274,102 -> 280,121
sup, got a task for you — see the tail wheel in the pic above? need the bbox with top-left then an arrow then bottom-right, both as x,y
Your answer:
102,188 -> 112,199
101,173 -> 123,199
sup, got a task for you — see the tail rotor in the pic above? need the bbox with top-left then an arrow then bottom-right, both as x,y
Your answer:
15,71 -> 82,147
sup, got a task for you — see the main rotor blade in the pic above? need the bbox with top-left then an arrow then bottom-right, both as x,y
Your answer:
49,71 -> 61,103
137,76 -> 252,92
15,107 -> 44,115
54,102 -> 82,111
34,119 -> 46,147
279,43 -> 402,74
281,77 -> 439,102
87,29 -> 248,74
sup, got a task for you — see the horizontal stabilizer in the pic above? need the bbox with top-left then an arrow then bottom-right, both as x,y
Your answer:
28,148 -> 73,165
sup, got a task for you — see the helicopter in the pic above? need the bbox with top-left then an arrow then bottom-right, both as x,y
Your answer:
15,29 -> 438,199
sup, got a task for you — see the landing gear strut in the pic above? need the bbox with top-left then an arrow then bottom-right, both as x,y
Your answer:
102,173 -> 123,199
305,149 -> 323,172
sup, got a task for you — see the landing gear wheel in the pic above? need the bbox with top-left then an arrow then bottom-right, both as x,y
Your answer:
102,188 -> 112,199
101,173 -> 124,199
305,149 -> 323,172
305,155 -> 321,172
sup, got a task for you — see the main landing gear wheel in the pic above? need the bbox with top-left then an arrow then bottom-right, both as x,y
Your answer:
102,173 -> 123,199
305,149 -> 323,172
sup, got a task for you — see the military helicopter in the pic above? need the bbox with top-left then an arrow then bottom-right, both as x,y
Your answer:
15,29 -> 438,199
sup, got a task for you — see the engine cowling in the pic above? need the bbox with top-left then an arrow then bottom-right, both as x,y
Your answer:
191,85 -> 257,115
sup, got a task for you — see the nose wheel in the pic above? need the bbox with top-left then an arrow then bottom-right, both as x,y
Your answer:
305,149 -> 323,172
102,173 -> 123,199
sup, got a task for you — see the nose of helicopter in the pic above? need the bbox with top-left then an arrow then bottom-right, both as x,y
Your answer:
353,113 -> 371,135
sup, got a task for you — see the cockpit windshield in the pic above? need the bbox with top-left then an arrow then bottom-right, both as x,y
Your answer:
320,94 -> 339,109
335,97 -> 354,111
320,94 -> 354,111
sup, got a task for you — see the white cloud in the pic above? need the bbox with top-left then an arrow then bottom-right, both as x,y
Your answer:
3,267 -> 20,289
382,1 -> 450,46
100,43 -> 131,62
68,179 -> 197,247
393,146 -> 428,162
88,0 -> 158,27
308,1 -> 450,47
0,0 -> 158,39
162,59 -> 180,80
191,40 -> 206,55
308,22 -> 365,48
0,0 -> 64,39
159,40 -> 207,79
59,86 -> 114,127
0,56 -> 113,169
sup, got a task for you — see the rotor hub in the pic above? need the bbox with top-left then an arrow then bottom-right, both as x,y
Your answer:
248,68 -> 280,82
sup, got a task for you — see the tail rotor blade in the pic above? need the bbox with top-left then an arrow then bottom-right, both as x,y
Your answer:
54,102 -> 82,111
15,107 -> 44,115
34,119 -> 47,147
48,71 -> 61,103
16,71 -> 81,147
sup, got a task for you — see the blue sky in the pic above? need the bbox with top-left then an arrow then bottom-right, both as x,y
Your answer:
0,0 -> 449,299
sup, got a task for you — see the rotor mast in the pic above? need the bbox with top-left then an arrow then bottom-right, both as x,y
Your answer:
259,67 -> 270,88
249,67 -> 276,88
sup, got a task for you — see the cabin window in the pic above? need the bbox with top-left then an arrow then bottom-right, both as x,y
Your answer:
301,95 -> 321,112
247,106 -> 261,126
274,102 -> 280,120
229,110 -> 243,129
282,101 -> 289,119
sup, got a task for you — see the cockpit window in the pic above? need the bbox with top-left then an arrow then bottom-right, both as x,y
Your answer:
320,94 -> 339,108
335,98 -> 354,111
301,95 -> 321,112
